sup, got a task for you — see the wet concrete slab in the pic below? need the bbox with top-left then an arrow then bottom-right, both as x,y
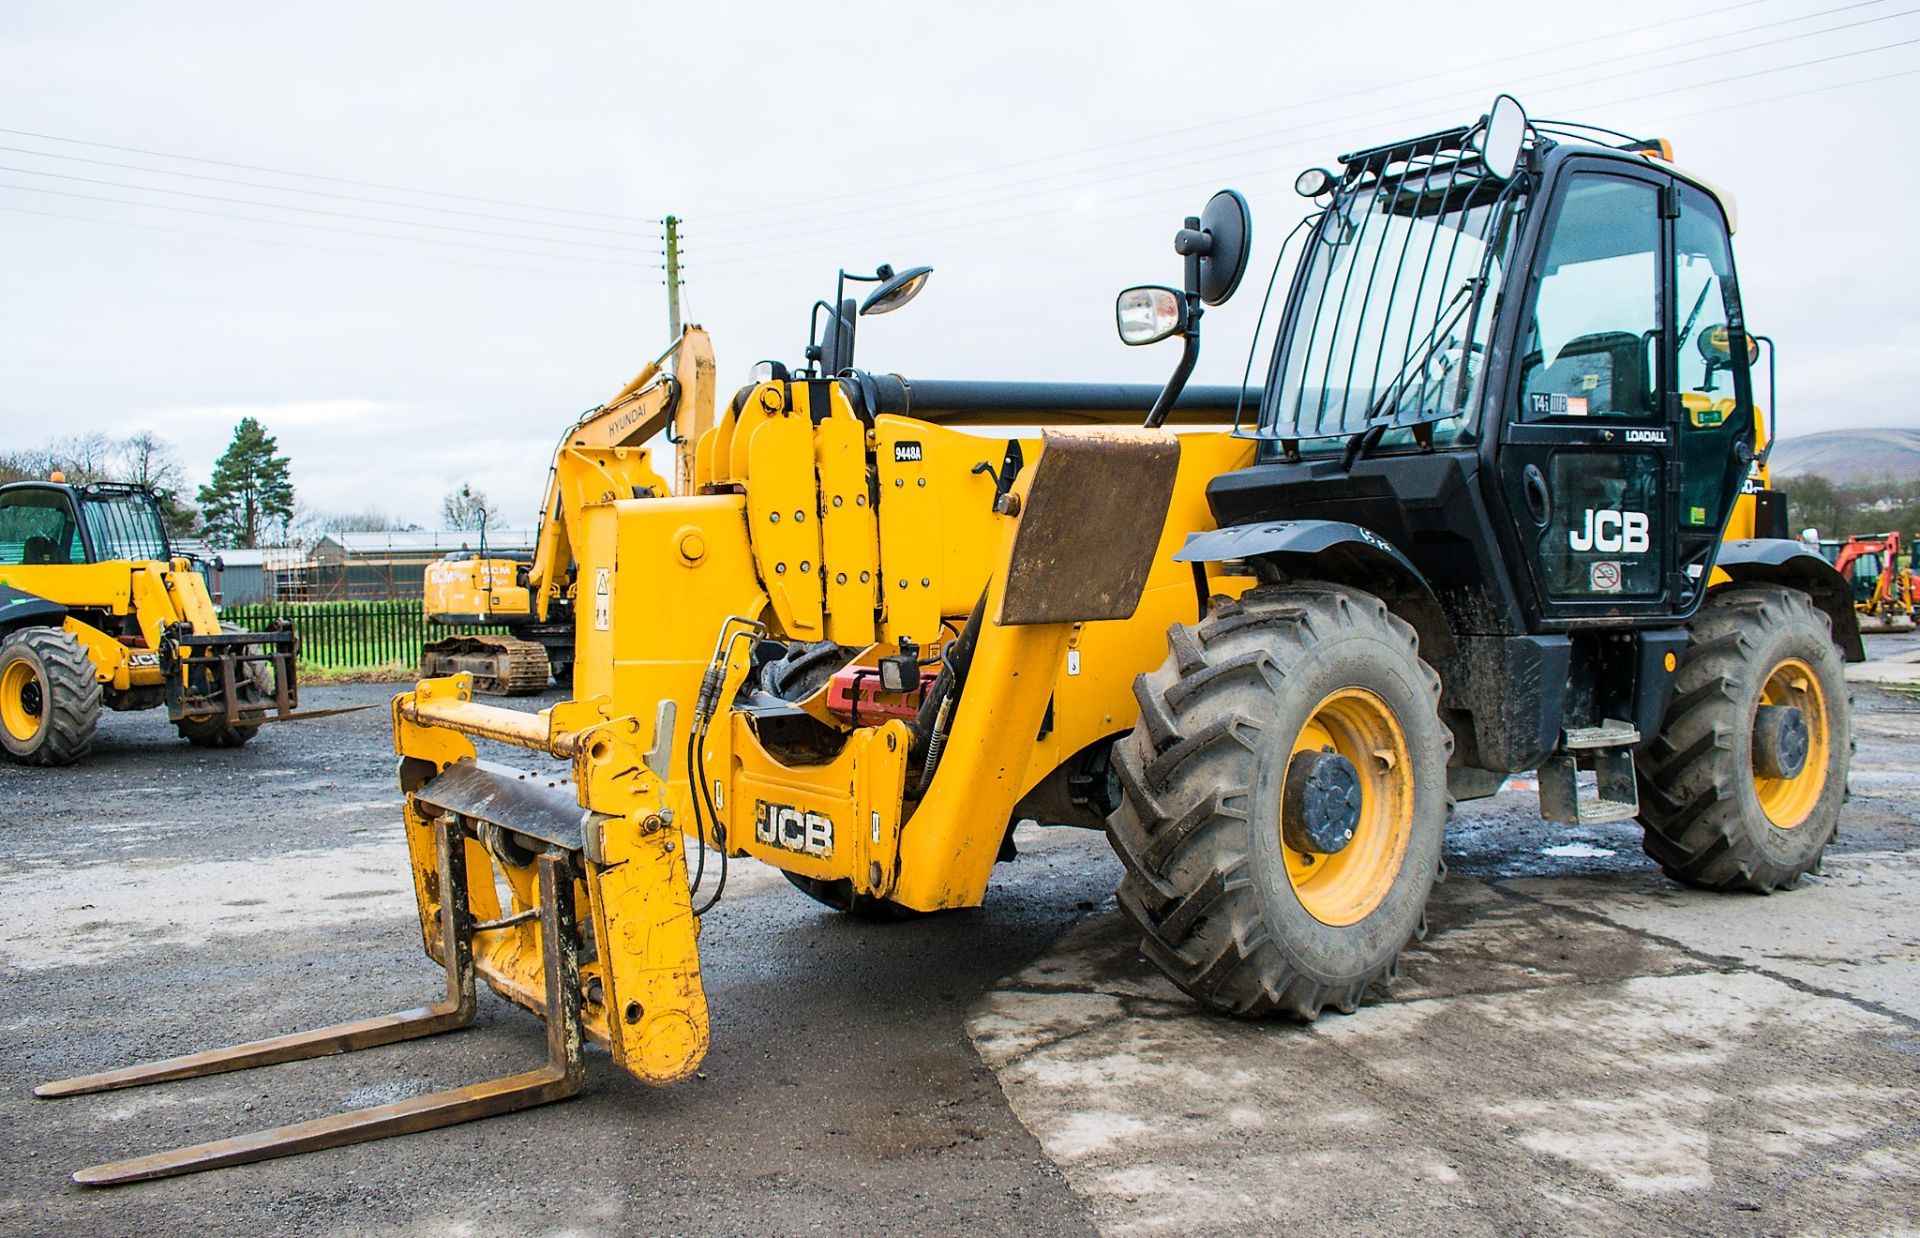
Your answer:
970,859 -> 1920,1236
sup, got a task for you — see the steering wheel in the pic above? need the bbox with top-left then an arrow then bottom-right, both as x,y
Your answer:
1408,339 -> 1485,417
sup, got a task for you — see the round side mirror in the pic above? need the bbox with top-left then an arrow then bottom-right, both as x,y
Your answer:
859,265 -> 933,315
1476,94 -> 1528,181
1699,324 -> 1761,366
1197,189 -> 1252,306
1116,286 -> 1185,346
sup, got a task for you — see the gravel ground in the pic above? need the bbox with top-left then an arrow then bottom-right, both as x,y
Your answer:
1,633 -> 1916,1235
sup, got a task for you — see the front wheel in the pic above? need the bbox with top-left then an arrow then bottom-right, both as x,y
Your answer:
0,626 -> 102,766
1637,585 -> 1850,891
1107,583 -> 1450,1019
175,623 -> 264,749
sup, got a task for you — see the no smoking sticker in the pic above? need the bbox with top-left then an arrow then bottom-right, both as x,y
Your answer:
1590,560 -> 1623,593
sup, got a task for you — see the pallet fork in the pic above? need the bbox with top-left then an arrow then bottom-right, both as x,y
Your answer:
36,813 -> 587,1186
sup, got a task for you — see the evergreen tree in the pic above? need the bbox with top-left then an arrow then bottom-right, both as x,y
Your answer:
197,418 -> 294,547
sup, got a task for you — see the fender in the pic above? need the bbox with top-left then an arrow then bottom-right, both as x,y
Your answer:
1712,539 -> 1865,662
1175,519 -> 1455,659
0,583 -> 68,636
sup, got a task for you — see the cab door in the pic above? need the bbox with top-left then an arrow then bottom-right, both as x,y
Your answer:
1498,160 -> 1682,621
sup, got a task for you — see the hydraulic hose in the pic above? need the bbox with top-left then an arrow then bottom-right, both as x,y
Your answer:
909,592 -> 986,797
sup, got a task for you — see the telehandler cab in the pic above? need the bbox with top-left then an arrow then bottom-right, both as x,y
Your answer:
42,96 -> 1859,1185
0,478 -> 310,764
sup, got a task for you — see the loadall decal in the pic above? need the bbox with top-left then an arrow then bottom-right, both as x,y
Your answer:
754,800 -> 834,858
1569,509 -> 1651,554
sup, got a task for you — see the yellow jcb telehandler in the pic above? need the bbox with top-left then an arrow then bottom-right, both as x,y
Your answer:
42,97 -> 1862,1185
0,478 -> 312,764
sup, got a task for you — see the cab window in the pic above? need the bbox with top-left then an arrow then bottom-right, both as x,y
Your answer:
0,490 -> 83,566
1518,175 -> 1661,420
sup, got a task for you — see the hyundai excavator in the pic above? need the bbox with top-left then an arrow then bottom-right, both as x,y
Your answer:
418,329 -> 719,693
41,97 -> 1861,1186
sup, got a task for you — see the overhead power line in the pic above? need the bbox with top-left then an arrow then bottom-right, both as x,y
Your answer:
0,163 -> 665,255
690,0 -> 1782,226
0,203 -> 652,283
686,4 -> 1919,268
686,19 -> 1920,273
0,125 -> 659,225
687,0 -> 1889,251
0,182 -> 664,268
0,144 -> 660,239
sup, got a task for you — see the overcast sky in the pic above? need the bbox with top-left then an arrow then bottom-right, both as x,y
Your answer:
2,1 -> 1915,529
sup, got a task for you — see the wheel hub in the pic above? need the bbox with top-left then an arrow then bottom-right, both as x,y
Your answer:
1283,750 -> 1362,855
1753,704 -> 1809,780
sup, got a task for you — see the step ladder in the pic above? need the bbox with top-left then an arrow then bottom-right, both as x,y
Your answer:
1538,720 -> 1641,825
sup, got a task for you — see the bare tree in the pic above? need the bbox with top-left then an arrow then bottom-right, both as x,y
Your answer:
442,483 -> 499,532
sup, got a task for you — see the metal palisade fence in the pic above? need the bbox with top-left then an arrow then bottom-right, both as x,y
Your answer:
220,601 -> 509,671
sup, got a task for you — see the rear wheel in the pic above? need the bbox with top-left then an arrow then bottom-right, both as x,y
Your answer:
175,623 -> 264,749
1108,583 -> 1450,1019
0,626 -> 102,766
1637,584 -> 1850,891
780,872 -> 927,921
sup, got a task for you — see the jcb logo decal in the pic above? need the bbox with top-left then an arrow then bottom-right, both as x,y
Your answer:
1570,509 -> 1650,554
754,800 -> 834,858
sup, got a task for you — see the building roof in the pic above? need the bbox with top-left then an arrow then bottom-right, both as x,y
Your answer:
315,528 -> 538,557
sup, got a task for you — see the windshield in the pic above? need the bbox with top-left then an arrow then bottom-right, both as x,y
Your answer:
1260,147 -> 1526,444
79,490 -> 171,562
0,489 -> 82,565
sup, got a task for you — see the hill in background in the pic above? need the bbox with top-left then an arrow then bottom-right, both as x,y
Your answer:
1771,428 -> 1920,483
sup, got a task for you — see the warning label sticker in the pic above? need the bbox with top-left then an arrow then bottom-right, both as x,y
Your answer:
1590,560 -> 1623,593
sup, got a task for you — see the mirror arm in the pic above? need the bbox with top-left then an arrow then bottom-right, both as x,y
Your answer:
1146,215 -> 1212,429
1144,299 -> 1203,429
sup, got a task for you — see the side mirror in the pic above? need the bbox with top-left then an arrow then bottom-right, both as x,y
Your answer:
812,297 -> 857,374
1116,286 -> 1185,346
1699,324 -> 1760,366
1475,93 -> 1528,181
1176,189 -> 1253,306
860,265 -> 932,315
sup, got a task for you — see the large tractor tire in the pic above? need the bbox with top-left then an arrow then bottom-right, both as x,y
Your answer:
1108,583 -> 1450,1019
0,626 -> 102,767
175,623 -> 265,750
1637,584 -> 1850,892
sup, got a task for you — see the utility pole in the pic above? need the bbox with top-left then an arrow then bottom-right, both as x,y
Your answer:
663,215 -> 683,343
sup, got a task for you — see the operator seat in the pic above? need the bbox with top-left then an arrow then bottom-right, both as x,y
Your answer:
1522,330 -> 1649,418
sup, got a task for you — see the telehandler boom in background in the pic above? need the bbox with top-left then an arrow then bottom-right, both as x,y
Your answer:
41,96 -> 1862,1185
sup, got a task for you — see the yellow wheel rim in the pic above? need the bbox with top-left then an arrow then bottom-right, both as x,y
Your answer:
1,658 -> 45,743
1754,656 -> 1829,829
1283,687 -> 1415,927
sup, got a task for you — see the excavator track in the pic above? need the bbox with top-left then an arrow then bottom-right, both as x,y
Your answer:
420,635 -> 551,696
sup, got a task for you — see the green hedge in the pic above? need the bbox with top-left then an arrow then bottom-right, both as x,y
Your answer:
220,601 -> 510,670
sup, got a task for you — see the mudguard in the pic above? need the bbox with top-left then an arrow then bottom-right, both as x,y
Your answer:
0,583 -> 67,636
1714,539 -> 1865,662
1175,520 -> 1454,659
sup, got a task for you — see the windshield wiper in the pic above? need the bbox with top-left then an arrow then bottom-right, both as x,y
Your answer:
1340,279 -> 1480,472
1362,278 -> 1479,425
